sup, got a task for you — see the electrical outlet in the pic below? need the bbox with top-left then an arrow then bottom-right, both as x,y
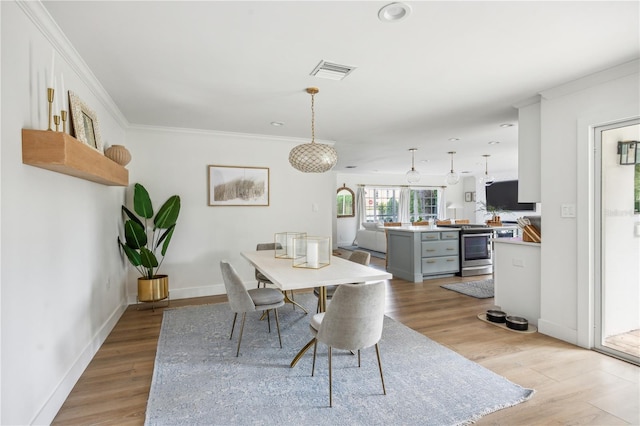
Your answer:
561,203 -> 576,218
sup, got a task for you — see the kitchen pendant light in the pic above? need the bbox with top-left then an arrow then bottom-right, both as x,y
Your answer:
479,154 -> 495,186
406,148 -> 420,183
289,87 -> 338,173
445,151 -> 460,185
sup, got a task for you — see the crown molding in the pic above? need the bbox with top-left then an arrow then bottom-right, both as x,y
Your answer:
16,0 -> 129,128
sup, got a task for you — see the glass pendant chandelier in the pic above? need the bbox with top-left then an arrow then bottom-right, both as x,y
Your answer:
479,154 -> 495,186
406,148 -> 420,183
445,151 -> 460,185
289,87 -> 338,173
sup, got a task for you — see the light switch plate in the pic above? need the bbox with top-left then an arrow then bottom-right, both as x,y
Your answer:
561,203 -> 576,218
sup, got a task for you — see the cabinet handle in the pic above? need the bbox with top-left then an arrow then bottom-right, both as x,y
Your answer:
446,248 -> 455,250
447,259 -> 455,262
426,260 -> 436,263
426,249 -> 436,252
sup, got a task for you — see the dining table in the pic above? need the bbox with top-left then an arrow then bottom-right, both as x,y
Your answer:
241,249 -> 392,367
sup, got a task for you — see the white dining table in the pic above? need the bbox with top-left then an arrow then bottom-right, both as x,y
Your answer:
241,249 -> 392,367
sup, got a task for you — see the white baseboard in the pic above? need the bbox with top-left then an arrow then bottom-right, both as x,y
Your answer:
537,318 -> 579,346
127,283 -> 227,305
32,301 -> 127,425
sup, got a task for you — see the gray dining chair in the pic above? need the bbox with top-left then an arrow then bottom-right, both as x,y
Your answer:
309,280 -> 387,407
220,260 -> 284,357
314,250 -> 371,312
255,242 -> 299,310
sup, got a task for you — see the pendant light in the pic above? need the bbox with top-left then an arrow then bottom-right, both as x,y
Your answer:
479,154 -> 495,186
406,148 -> 420,183
289,87 -> 338,173
445,151 -> 459,185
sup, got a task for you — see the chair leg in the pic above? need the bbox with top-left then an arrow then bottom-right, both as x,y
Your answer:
358,349 -> 361,367
311,339 -> 318,376
274,308 -> 282,348
229,313 -> 238,339
375,343 -> 386,395
266,309 -> 272,333
328,346 -> 333,407
236,313 -> 247,357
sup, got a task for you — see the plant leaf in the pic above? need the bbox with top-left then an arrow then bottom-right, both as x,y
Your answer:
124,220 -> 147,249
133,183 -> 154,219
154,195 -> 180,229
118,237 -> 142,266
159,225 -> 175,256
122,205 -> 143,229
139,247 -> 158,268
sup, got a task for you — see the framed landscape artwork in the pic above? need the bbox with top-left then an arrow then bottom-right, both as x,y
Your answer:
207,165 -> 270,206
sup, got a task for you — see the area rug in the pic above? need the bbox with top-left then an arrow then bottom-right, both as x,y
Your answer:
441,279 -> 494,299
145,293 -> 532,426
338,245 -> 386,259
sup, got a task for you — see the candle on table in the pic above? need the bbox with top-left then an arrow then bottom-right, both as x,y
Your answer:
307,240 -> 319,268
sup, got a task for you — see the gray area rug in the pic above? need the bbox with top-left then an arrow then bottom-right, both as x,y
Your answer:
145,293 -> 532,425
441,279 -> 494,299
339,245 -> 386,259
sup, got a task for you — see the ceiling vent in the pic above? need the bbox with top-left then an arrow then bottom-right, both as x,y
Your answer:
310,60 -> 356,81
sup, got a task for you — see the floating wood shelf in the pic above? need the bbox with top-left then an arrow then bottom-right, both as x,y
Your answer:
22,129 -> 128,186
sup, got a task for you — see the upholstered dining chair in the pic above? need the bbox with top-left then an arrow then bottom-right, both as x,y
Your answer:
255,242 -> 300,310
220,260 -> 284,357
313,250 -> 371,312
309,280 -> 387,407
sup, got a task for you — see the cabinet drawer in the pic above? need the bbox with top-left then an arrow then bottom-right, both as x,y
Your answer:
441,231 -> 458,240
421,232 -> 440,241
421,240 -> 459,257
422,256 -> 459,275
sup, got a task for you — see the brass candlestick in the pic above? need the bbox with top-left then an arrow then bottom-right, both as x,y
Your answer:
53,115 -> 60,132
61,110 -> 68,133
47,88 -> 54,131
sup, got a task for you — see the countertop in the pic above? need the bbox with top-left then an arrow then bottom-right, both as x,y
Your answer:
493,237 -> 541,246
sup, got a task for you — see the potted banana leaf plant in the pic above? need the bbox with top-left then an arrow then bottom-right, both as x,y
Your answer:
118,183 -> 181,305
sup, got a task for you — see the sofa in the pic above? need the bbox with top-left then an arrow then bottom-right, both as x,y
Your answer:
355,222 -> 388,253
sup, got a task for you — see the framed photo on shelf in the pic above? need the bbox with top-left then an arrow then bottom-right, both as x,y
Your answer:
68,91 -> 103,153
207,165 -> 270,206
464,191 -> 477,202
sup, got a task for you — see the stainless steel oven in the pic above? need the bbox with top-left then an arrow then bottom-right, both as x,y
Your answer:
439,224 -> 493,276
460,231 -> 493,276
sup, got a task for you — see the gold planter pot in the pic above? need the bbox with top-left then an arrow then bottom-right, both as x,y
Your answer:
138,275 -> 169,304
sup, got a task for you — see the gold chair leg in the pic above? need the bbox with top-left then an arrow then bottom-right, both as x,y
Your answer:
266,309 -> 271,333
375,343 -> 386,395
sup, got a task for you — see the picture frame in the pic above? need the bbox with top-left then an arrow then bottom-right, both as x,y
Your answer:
207,165 -> 270,206
465,192 -> 472,202
68,91 -> 103,153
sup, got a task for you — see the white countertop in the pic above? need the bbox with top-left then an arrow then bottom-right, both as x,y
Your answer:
385,226 -> 460,233
493,237 -> 541,246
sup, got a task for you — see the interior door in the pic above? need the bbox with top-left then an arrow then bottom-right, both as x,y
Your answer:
594,119 -> 640,365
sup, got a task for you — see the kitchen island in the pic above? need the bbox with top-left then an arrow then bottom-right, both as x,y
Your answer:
386,226 -> 460,282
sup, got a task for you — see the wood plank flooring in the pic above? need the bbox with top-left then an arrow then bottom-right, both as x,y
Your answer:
52,251 -> 639,425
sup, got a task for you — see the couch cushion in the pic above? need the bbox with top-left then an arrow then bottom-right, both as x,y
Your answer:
362,222 -> 378,230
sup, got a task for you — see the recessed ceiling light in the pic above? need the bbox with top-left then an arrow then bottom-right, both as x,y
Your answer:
271,121 -> 284,127
499,123 -> 514,128
378,2 -> 412,23
449,138 -> 460,142
488,140 -> 500,145
310,60 -> 356,81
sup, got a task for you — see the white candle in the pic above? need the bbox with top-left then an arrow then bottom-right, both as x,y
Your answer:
307,240 -> 319,268
60,73 -> 65,111
49,49 -> 55,88
54,77 -> 59,112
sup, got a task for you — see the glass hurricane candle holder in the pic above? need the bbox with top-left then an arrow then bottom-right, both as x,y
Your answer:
292,236 -> 331,269
274,232 -> 306,259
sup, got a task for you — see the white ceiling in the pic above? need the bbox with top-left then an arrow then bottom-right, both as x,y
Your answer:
43,1 -> 639,179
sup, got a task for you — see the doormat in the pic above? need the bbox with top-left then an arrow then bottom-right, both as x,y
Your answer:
441,278 -> 494,299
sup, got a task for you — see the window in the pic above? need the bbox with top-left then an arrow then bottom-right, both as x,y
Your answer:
363,187 -> 440,222
409,189 -> 439,222
364,188 -> 399,222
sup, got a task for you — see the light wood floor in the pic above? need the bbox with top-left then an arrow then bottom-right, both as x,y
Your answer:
53,251 -> 639,425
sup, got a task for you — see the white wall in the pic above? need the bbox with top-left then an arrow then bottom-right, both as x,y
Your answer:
538,61 -> 640,346
1,2 -> 129,424
125,126 -> 334,303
